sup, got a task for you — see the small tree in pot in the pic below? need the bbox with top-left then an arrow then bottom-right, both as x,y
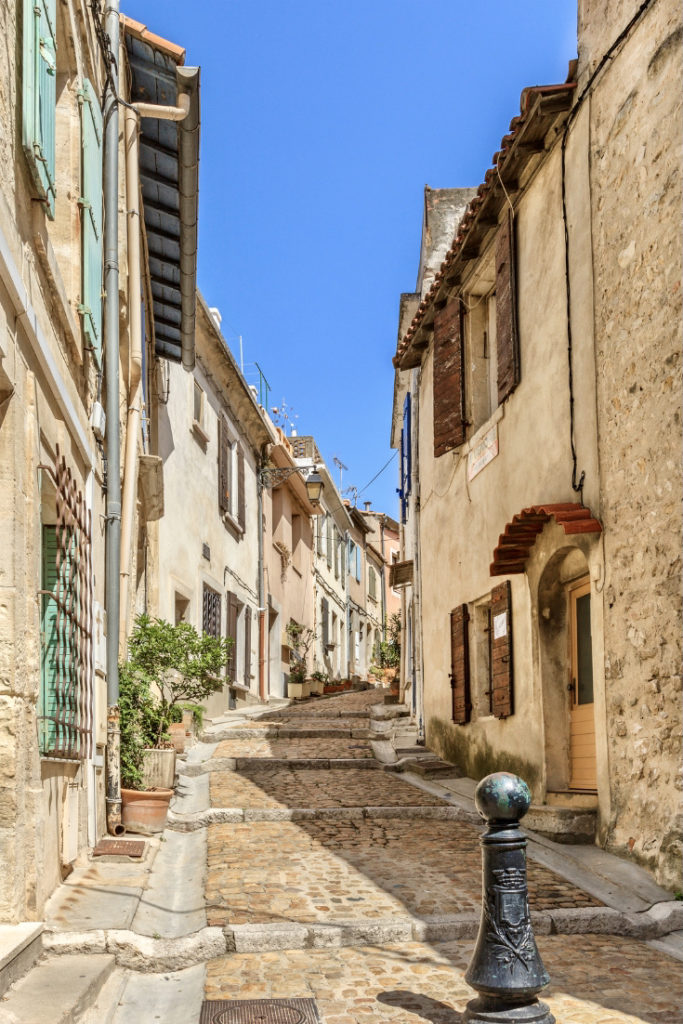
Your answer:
286,620 -> 316,699
120,615 -> 232,832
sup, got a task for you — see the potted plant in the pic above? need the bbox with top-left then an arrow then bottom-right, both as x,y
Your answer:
309,669 -> 328,696
285,620 -> 316,700
120,615 -> 231,833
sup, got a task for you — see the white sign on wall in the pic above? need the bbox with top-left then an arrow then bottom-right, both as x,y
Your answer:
467,423 -> 499,481
493,612 -> 508,639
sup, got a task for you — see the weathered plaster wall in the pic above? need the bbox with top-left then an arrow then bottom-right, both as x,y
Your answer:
584,0 -> 682,887
418,139 -> 603,803
0,0 -> 109,921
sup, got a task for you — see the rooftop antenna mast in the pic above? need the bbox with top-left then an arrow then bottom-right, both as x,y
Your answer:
333,456 -> 348,493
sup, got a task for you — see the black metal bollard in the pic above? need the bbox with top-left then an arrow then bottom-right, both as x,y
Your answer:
464,772 -> 554,1024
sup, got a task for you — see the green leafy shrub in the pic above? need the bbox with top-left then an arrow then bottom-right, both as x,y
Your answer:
119,615 -> 232,788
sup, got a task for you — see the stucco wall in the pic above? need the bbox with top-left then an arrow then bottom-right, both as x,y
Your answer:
418,139 -> 602,802
0,0 -> 108,921
584,0 -> 682,887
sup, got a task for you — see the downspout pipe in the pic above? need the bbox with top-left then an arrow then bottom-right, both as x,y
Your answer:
104,0 -> 124,836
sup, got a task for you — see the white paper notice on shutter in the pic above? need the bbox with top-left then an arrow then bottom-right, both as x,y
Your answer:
493,612 -> 507,639
467,423 -> 499,481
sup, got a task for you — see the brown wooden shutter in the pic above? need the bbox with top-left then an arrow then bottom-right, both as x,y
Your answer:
491,580 -> 514,718
433,299 -> 466,457
496,211 -> 520,404
226,591 -> 238,681
321,597 -> 329,647
237,444 -> 245,529
218,417 -> 229,514
244,606 -> 251,685
450,604 -> 471,724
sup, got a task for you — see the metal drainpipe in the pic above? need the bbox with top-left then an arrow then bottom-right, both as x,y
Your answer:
104,0 -> 124,836
380,516 -> 386,641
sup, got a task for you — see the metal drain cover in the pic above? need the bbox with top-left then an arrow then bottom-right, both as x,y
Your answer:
200,999 -> 320,1024
92,839 -> 146,858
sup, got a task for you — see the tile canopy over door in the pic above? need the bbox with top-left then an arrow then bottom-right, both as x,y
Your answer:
568,578 -> 597,790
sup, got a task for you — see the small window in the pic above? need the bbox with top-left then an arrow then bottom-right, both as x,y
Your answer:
174,592 -> 190,625
202,584 -> 221,638
465,286 -> 498,432
471,599 -> 494,718
193,380 -> 204,426
368,566 -> 377,601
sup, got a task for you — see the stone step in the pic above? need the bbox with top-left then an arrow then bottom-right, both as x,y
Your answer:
0,923 -> 44,999
369,703 -> 410,721
546,790 -> 599,810
169,804 -> 467,830
0,953 -> 115,1024
525,803 -> 597,844
402,757 -> 464,780
78,968 -> 128,1024
201,726 -> 373,741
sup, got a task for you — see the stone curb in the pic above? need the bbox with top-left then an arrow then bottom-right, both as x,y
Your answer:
197,727 -> 374,741
167,804 -> 473,831
42,902 -> 683,969
180,757 -> 380,776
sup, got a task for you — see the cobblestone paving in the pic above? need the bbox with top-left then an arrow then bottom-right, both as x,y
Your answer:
261,691 -> 386,718
213,737 -> 374,759
205,935 -> 682,1023
210,767 -> 447,809
205,818 -> 601,926
219,717 -> 371,732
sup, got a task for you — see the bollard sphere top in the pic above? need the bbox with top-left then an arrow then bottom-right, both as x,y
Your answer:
474,772 -> 531,824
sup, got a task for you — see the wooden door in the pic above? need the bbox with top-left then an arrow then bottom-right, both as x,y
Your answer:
568,579 -> 597,790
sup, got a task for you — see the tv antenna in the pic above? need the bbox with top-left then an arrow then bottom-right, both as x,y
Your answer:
333,456 -> 348,492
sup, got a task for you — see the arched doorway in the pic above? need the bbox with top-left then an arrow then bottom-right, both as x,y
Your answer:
537,547 -> 597,793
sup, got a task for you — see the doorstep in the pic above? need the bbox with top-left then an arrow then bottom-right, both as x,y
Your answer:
0,922 -> 44,998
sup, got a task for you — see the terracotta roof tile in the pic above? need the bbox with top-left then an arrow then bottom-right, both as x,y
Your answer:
392,74 -> 577,370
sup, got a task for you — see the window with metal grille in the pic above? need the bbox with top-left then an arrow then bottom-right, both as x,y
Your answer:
39,447 -> 93,759
202,584 -> 221,638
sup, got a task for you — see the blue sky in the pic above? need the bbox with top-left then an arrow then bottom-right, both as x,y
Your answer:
129,1 -> 577,515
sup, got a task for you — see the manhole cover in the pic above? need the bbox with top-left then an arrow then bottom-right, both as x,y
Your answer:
92,839 -> 145,858
199,999 -> 320,1024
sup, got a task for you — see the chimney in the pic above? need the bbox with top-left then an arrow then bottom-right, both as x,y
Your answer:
364,501 -> 372,512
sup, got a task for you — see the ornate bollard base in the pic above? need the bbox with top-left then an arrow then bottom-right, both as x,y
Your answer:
464,995 -> 555,1024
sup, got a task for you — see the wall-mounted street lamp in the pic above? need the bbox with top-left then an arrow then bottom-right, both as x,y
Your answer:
259,464 -> 324,508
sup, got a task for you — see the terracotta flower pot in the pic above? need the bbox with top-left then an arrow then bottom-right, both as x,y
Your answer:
121,787 -> 173,835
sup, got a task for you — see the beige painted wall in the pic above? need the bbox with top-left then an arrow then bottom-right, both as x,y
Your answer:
418,135 -> 603,802
0,0 -> 109,921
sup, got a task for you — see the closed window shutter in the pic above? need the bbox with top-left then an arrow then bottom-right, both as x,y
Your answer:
22,0 -> 57,217
321,598 -> 329,647
491,580 -> 514,718
244,606 -> 251,684
78,78 -> 103,364
496,211 -> 520,404
450,603 -> 471,725
340,536 -> 345,578
317,516 -> 323,556
403,393 -> 411,494
237,444 -> 245,529
226,591 -> 238,681
218,417 -> 229,513
40,525 -> 59,752
326,517 -> 332,568
433,299 -> 466,457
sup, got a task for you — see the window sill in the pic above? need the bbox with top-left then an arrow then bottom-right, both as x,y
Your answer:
191,420 -> 210,447
223,511 -> 244,538
465,403 -> 504,456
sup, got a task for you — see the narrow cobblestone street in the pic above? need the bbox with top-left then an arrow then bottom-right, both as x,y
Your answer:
4,689 -> 682,1023
197,691 -> 683,1023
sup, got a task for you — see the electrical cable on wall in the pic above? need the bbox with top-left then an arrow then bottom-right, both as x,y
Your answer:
560,0 -> 655,505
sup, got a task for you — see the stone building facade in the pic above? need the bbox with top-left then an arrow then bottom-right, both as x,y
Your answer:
578,0 -> 682,884
390,0 -> 681,887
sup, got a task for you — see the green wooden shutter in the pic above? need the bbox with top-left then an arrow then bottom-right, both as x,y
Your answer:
23,0 -> 57,218
79,78 -> 103,365
40,526 -> 59,752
